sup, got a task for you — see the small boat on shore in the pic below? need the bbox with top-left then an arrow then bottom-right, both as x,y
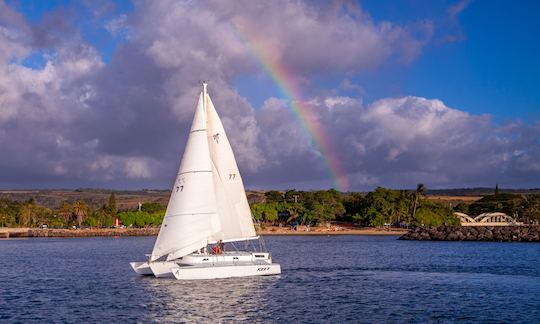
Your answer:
130,83 -> 281,280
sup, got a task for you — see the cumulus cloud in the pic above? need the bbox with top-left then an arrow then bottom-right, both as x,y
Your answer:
0,0 -> 537,190
267,95 -> 540,189
125,158 -> 152,179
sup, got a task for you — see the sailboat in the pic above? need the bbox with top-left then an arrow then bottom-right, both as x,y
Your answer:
130,83 -> 281,280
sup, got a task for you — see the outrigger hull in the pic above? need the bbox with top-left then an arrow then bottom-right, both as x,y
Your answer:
171,263 -> 281,280
149,261 -> 179,278
130,261 -> 153,276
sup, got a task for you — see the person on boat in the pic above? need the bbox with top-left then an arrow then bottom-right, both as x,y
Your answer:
218,239 -> 225,252
212,244 -> 221,254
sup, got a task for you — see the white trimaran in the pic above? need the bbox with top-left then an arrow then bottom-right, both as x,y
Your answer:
130,83 -> 281,280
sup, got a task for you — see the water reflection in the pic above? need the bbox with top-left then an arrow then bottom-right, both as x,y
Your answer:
140,275 -> 280,322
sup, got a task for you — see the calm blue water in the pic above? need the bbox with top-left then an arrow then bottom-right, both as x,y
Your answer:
1,235 -> 539,323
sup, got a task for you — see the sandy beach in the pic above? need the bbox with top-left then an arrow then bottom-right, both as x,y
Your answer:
257,225 -> 407,236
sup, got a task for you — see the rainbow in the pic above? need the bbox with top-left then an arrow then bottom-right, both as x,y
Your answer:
231,20 -> 350,191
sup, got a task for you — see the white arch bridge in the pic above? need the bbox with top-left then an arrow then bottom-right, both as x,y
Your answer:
454,212 -> 523,226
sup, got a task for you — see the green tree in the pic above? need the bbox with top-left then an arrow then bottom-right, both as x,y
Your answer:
284,203 -> 305,224
49,216 -> 64,228
73,200 -> 89,228
84,216 -> 98,227
453,203 -> 470,214
299,206 -> 319,225
118,210 -> 164,227
468,193 -> 524,217
343,193 -> 364,219
363,187 -> 398,225
284,190 -> 303,204
412,183 -> 426,221
58,202 -> 73,227
20,199 -> 38,226
351,187 -> 414,226
108,192 -> 117,216
265,190 -> 284,203
522,194 -> 540,223
413,200 -> 459,226
396,190 -> 413,224
33,205 -> 52,226
93,204 -> 112,227
321,190 -> 345,214
250,203 -> 279,223
141,202 -> 165,213
0,198 -> 22,227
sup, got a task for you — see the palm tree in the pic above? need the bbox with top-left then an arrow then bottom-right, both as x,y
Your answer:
412,183 -> 426,222
58,202 -> 73,227
108,192 -> 117,216
73,200 -> 88,228
21,202 -> 37,227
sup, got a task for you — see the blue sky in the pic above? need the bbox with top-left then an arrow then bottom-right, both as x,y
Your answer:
360,0 -> 540,121
1,0 -> 539,190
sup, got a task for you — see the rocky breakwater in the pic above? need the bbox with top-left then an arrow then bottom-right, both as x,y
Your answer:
399,225 -> 540,242
6,228 -> 159,238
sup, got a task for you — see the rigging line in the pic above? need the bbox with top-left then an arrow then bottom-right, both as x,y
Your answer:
230,241 -> 239,252
210,157 -> 223,183
259,235 -> 268,253
249,238 -> 256,253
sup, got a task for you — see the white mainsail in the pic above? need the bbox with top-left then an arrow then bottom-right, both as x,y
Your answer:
150,91 -> 221,262
206,95 -> 257,242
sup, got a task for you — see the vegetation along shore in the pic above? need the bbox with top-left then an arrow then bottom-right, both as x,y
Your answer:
1,186 -> 539,240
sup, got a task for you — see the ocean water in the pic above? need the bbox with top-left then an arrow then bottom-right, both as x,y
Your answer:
0,235 -> 539,323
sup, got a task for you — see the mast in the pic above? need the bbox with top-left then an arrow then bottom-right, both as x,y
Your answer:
203,81 -> 208,107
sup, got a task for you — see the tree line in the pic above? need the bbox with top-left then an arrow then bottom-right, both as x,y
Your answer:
0,193 -> 165,228
1,187 -> 539,228
251,185 -> 460,227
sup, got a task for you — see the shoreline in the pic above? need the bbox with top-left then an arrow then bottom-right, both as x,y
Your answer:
258,226 -> 407,236
0,226 -> 407,238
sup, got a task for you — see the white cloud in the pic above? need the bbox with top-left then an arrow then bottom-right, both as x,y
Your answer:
125,158 -> 152,179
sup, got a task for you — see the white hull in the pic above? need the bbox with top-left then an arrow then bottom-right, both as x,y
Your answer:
149,261 -> 180,278
172,263 -> 281,280
130,262 -> 153,276
131,251 -> 280,279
